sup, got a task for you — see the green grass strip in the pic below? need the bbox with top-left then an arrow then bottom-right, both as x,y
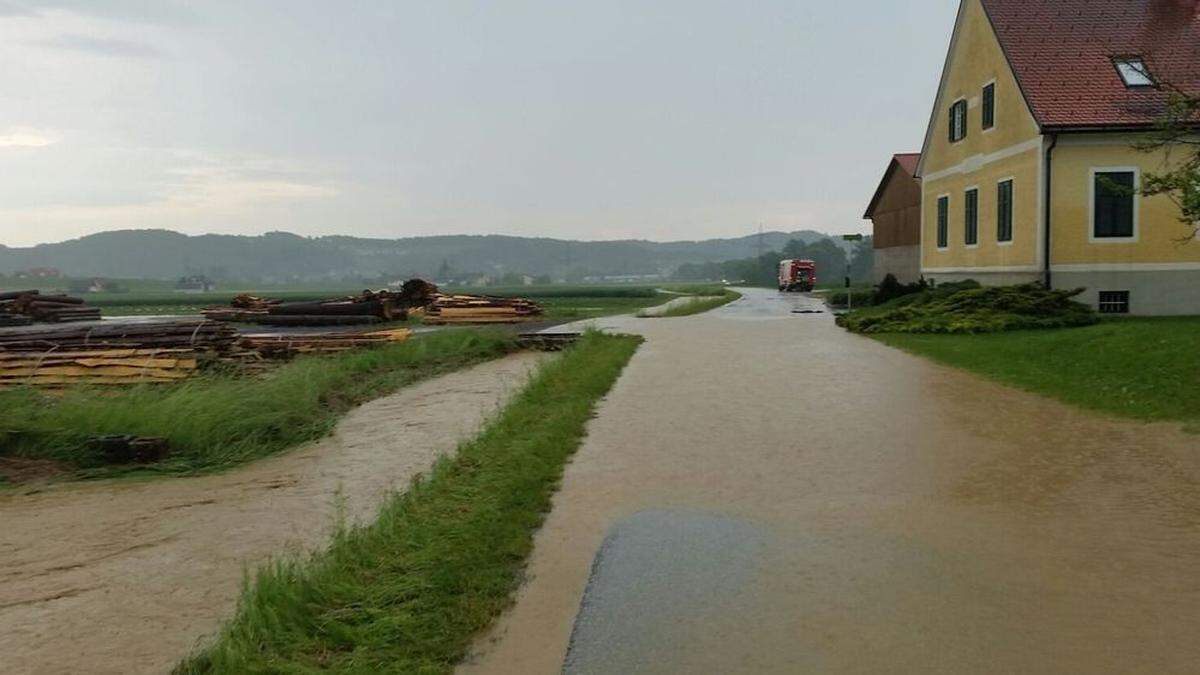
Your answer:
176,332 -> 641,674
875,317 -> 1200,426
0,330 -> 515,476
639,289 -> 742,318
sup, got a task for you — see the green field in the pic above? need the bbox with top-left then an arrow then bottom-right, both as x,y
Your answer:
75,285 -> 672,319
876,317 -> 1200,427
178,333 -> 641,673
0,331 -> 516,478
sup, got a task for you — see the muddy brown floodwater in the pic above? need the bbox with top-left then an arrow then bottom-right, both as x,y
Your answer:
0,352 -> 547,675
462,288 -> 1200,675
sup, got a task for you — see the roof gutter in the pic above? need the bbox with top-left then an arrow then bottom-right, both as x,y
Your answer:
1042,133 -> 1058,289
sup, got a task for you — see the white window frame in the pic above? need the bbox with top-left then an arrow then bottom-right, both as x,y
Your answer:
963,185 -> 980,249
996,176 -> 1015,247
949,98 -> 968,143
936,193 -> 951,251
1088,166 -> 1140,243
981,79 -> 997,133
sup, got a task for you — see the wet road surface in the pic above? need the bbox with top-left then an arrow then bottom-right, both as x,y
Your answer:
462,287 -> 1200,674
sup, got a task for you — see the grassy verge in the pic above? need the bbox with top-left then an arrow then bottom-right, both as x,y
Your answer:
176,332 -> 641,673
0,330 -> 515,477
876,317 -> 1200,426
639,289 -> 742,318
538,294 -> 668,320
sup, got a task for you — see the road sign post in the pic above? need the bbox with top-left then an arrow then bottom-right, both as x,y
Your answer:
842,234 -> 863,312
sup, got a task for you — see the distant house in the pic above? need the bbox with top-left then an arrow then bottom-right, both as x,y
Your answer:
15,267 -> 62,279
916,0 -> 1200,315
176,275 -> 217,293
863,153 -> 922,284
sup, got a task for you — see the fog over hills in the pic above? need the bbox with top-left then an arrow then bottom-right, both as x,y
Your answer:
0,229 -> 846,281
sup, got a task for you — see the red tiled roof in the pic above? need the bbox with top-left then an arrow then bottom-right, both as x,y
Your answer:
981,0 -> 1200,130
893,153 -> 921,176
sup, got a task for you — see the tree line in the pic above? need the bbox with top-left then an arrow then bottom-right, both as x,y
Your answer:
672,236 -> 874,287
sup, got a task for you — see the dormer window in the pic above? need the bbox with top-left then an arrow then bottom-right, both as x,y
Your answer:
1114,57 -> 1154,88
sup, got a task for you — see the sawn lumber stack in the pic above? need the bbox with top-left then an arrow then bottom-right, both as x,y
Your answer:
0,320 -> 240,386
424,294 -> 543,324
0,348 -> 199,386
239,328 -> 413,358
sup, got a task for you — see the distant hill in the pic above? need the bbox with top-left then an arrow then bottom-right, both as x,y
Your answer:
0,229 -> 846,282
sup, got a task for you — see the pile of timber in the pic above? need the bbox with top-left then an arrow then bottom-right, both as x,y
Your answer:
239,327 -> 413,358
0,348 -> 198,386
0,319 -> 238,352
0,320 -> 254,386
0,290 -> 101,324
424,295 -> 543,324
204,289 -> 409,326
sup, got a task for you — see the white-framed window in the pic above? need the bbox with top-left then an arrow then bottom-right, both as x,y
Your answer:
964,187 -> 979,246
936,194 -> 950,250
996,178 -> 1014,243
948,99 -> 967,143
1113,57 -> 1154,88
982,81 -> 996,130
1090,167 -> 1139,242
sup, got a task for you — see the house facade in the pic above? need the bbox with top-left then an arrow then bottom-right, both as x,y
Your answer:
864,153 -> 922,284
917,0 -> 1200,315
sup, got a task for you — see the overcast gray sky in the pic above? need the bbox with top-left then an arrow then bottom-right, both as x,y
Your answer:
0,0 -> 958,247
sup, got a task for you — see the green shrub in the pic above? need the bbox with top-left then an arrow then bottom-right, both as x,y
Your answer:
873,274 -> 929,305
825,289 -> 875,308
837,283 -> 1098,334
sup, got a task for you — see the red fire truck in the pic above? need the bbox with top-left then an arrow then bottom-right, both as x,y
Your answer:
778,259 -> 817,292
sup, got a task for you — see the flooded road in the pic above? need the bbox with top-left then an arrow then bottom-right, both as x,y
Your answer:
0,353 -> 546,675
463,288 -> 1200,674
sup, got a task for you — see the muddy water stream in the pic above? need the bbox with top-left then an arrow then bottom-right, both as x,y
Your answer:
464,288 -> 1200,674
0,353 -> 546,675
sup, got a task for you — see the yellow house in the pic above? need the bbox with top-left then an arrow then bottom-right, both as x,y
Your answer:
916,0 -> 1200,315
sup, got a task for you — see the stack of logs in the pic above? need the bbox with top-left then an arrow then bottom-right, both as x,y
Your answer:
200,279 -> 546,327
204,290 -> 408,326
239,327 -> 412,358
0,319 -> 243,386
0,290 -> 101,325
424,295 -> 543,324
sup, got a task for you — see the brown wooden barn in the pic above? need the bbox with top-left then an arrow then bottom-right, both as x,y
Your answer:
863,153 -> 922,284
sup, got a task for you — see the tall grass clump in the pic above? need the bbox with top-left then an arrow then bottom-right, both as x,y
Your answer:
0,330 -> 514,474
176,332 -> 641,674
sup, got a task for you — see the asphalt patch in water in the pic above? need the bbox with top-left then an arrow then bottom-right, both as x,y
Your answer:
563,509 -> 767,674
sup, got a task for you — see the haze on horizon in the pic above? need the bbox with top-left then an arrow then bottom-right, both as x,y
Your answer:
0,0 -> 957,249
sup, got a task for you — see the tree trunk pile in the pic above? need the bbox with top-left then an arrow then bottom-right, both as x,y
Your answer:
204,289 -> 418,326
0,290 -> 102,324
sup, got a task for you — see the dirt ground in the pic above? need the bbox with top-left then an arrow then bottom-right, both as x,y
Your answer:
462,288 -> 1200,675
0,352 -> 547,675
